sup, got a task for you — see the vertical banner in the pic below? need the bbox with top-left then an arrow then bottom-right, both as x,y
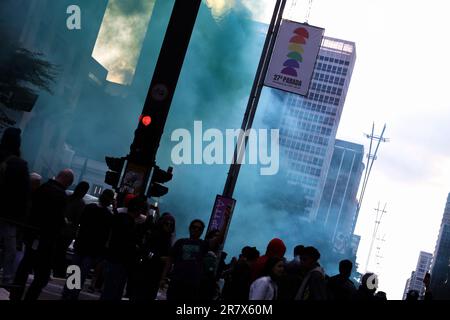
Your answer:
264,20 -> 324,96
207,195 -> 236,247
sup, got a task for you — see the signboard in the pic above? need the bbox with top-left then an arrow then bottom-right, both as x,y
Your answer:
207,195 -> 236,247
264,20 -> 324,96
119,162 -> 149,195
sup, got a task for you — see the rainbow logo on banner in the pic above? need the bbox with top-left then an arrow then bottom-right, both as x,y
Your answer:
281,27 -> 309,77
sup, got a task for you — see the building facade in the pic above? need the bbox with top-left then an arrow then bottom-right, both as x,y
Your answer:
316,139 -> 364,252
15,0 -> 109,179
278,36 -> 356,221
403,251 -> 433,299
430,193 -> 450,299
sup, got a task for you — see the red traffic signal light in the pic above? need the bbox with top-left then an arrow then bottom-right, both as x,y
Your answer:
140,115 -> 152,126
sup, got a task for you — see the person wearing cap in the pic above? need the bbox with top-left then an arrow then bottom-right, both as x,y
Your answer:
0,127 -> 30,287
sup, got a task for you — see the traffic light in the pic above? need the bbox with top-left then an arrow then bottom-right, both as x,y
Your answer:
129,114 -> 160,166
104,156 -> 126,189
147,166 -> 173,198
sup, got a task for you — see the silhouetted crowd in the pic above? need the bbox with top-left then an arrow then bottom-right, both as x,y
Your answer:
0,127 -> 428,301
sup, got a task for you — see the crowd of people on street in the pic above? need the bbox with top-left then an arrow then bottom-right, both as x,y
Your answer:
0,127 -> 430,301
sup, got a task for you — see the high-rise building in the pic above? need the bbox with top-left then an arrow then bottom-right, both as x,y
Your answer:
316,139 -> 364,253
403,271 -> 414,300
430,193 -> 450,299
403,251 -> 433,299
278,36 -> 356,220
14,0 -> 109,177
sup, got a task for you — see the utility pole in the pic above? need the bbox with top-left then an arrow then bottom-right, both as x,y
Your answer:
354,123 -> 388,224
374,233 -> 386,273
222,0 -> 287,198
365,202 -> 387,272
206,0 -> 287,255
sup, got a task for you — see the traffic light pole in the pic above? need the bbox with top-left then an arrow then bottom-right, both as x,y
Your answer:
110,0 -> 202,201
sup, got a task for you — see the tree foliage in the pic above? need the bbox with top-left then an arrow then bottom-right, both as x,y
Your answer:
0,22 -> 58,126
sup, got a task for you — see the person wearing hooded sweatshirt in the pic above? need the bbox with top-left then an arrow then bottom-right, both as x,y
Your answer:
249,257 -> 284,300
295,246 -> 328,300
251,238 -> 286,282
0,127 -> 30,286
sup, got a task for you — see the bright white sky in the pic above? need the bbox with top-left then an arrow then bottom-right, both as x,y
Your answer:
96,0 -> 450,299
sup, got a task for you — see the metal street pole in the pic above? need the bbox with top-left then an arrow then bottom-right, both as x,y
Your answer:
222,0 -> 287,198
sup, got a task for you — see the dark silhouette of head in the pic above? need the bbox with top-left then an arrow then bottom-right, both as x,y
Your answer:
241,246 -> 260,262
339,259 -> 353,278
205,228 -> 220,251
126,195 -> 148,218
158,212 -> 175,235
55,169 -> 74,190
300,246 -> 321,271
263,257 -> 284,280
375,291 -> 387,300
1,127 -> 21,157
73,181 -> 90,199
189,219 -> 205,240
360,273 -> 377,295
99,189 -> 115,207
293,245 -> 305,258
406,290 -> 419,301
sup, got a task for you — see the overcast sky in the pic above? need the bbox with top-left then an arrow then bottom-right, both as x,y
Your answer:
95,0 -> 450,299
